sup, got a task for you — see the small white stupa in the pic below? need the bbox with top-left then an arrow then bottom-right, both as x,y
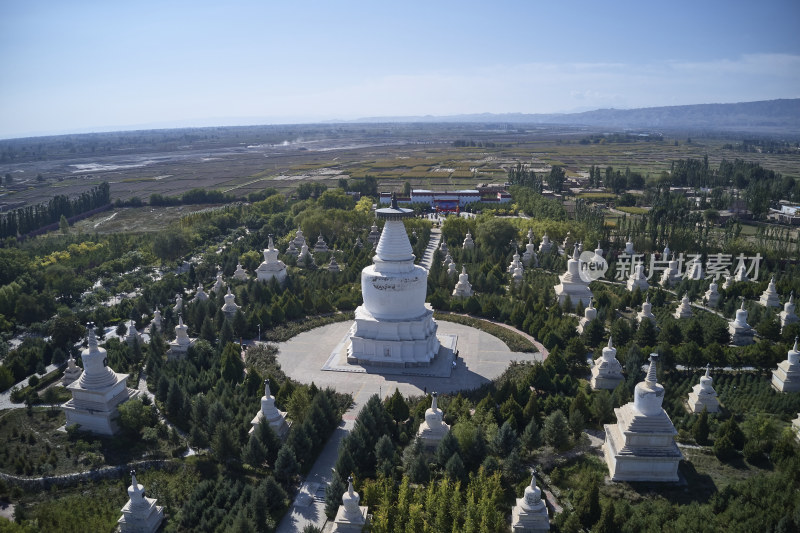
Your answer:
354,237 -> 363,250
626,263 -> 649,293
721,274 -> 733,290
221,287 -> 239,319
686,364 -> 720,413
117,471 -> 164,533
61,353 -> 83,387
733,259 -> 748,282
673,294 -> 693,319
685,257 -> 703,280
554,244 -> 593,309
331,476 -> 368,532
367,223 -> 381,246
292,228 -> 308,248
212,270 -> 225,294
576,298 -> 597,334
591,337 -> 624,390
447,261 -> 457,277
249,379 -> 289,438
662,244 -> 671,259
772,338 -> 800,393
443,252 -> 454,268
759,276 -> 781,308
233,261 -> 248,281
417,392 -> 450,449
538,233 -> 552,254
624,236 -> 635,255
510,470 -> 550,533
522,231 -> 538,267
603,354 -> 682,482
174,293 -> 183,313
313,234 -> 329,253
328,257 -> 341,273
780,292 -> 798,331
150,308 -> 162,333
508,249 -> 523,273
168,315 -> 195,360
463,231 -> 475,250
125,320 -> 141,346
637,295 -> 657,324
704,281 -> 720,308
297,243 -> 314,267
452,266 -> 473,298
62,326 -> 138,435
660,255 -> 682,287
193,284 -> 209,302
285,240 -> 299,257
729,300 -> 754,346
440,240 -> 449,256
257,235 -> 287,284
512,265 -> 524,287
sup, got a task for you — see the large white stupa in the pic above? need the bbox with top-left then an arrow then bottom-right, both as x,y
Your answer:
62,326 -> 138,435
256,235 -> 287,284
686,364 -> 720,413
772,338 -> 800,393
347,195 -> 440,367
759,276 -> 781,308
553,244 -> 593,309
603,354 -> 682,482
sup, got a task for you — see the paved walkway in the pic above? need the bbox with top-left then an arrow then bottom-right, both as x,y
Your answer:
419,227 -> 442,270
274,320 -> 542,532
0,363 -> 59,410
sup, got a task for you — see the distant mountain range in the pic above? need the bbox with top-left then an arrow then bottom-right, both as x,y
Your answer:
353,99 -> 800,135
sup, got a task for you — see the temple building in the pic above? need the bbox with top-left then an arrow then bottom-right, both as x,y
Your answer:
772,338 -> 800,393
256,236 -> 287,284
686,364 -> 720,413
168,315 -> 195,360
452,266 -> 473,298
233,261 -> 249,281
704,281 -> 720,308
590,337 -> 624,390
603,354 -> 682,482
759,276 -> 781,308
417,392 -> 450,449
674,294 -> 693,319
221,287 -> 239,319
249,379 -> 289,439
62,326 -> 138,435
780,292 -> 798,331
510,470 -> 550,533
576,299 -> 596,334
554,244 -> 593,309
636,295 -> 657,324
626,263 -> 649,293
463,231 -> 475,250
331,477 -> 369,532
729,301 -> 755,346
117,471 -> 164,533
538,233 -> 552,254
347,195 -> 440,367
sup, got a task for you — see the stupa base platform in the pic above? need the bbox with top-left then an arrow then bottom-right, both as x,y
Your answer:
324,333 -> 458,377
590,374 -> 624,391
603,423 -> 682,482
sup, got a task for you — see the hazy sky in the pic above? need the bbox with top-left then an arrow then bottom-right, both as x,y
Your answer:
1,0 -> 799,138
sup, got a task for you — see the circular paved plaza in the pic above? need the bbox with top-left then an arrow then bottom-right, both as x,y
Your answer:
274,320 -> 543,406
